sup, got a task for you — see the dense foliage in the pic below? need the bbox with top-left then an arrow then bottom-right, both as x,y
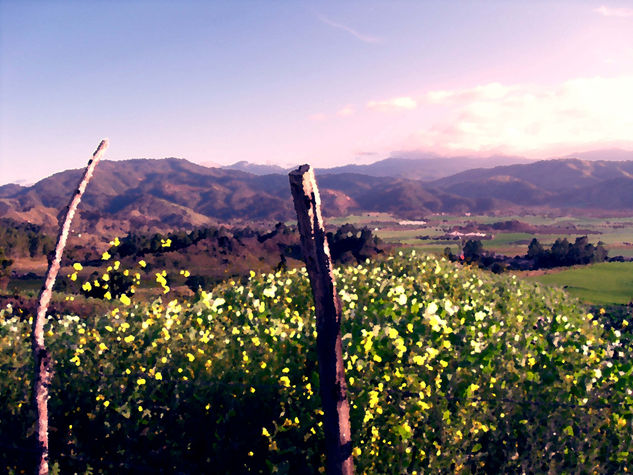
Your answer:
62,223 -> 381,294
0,219 -> 55,258
0,247 -> 13,291
446,235 -> 608,273
528,236 -> 608,267
105,223 -> 381,265
1,252 -> 633,473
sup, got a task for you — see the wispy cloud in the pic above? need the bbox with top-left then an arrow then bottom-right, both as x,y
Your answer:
426,83 -> 512,104
317,14 -> 381,44
595,5 -> 633,17
367,96 -> 418,111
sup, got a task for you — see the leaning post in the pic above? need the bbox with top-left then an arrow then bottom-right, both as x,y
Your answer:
32,139 -> 109,475
289,164 -> 354,475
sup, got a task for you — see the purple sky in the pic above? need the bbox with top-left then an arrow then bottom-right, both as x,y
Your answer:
1,0 -> 633,185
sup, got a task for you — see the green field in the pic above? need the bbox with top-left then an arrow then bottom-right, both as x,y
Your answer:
527,262 -> 633,305
356,213 -> 633,305
326,212 -> 395,226
361,213 -> 633,260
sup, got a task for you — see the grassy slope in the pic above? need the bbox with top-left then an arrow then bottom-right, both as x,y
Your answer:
527,262 -> 633,305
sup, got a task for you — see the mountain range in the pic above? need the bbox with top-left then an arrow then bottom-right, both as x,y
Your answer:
315,154 -> 530,181
221,154 -> 530,180
2,154 -> 633,234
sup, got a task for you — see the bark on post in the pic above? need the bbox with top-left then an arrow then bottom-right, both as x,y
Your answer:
32,139 -> 109,475
289,164 -> 354,475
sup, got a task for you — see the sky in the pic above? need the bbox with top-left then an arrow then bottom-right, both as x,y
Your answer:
1,0 -> 633,185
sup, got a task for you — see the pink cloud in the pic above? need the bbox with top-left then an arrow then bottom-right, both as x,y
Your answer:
410,76 -> 633,157
426,82 -> 512,104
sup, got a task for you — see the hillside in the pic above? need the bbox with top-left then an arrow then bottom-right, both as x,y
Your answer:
434,159 -> 633,191
0,159 -> 294,232
3,157 -> 633,236
0,160 -> 476,233
432,158 -> 633,209
553,177 -> 633,209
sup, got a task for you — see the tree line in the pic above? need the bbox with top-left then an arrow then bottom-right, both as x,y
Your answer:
104,223 -> 382,262
0,219 -> 55,258
526,236 -> 608,268
445,235 -> 608,272
78,223 -> 384,297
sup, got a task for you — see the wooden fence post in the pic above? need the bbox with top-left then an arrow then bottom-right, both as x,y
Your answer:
32,139 -> 109,475
289,164 -> 354,475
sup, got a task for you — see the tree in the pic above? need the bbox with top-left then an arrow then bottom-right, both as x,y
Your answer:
528,236 -> 608,269
593,241 -> 608,263
463,239 -> 484,263
569,236 -> 592,264
490,261 -> 505,274
527,238 -> 544,259
0,246 -> 13,292
551,238 -> 571,266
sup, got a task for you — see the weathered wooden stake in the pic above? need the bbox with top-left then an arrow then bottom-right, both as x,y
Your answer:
289,164 -> 354,475
32,139 -> 109,475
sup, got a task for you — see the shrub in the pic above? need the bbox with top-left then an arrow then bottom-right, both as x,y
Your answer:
1,251 -> 632,473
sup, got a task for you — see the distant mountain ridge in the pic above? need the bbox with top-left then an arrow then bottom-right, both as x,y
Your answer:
2,156 -> 633,235
433,158 -> 633,191
315,154 -> 531,181
431,158 -> 633,209
563,148 -> 633,162
222,161 -> 288,175
217,155 -> 530,180
0,158 -> 488,232
216,149 -> 633,180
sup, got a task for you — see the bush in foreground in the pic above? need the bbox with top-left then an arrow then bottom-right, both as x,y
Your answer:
1,252 -> 632,473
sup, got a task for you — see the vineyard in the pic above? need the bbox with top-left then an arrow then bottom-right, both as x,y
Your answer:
2,250 -> 633,473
